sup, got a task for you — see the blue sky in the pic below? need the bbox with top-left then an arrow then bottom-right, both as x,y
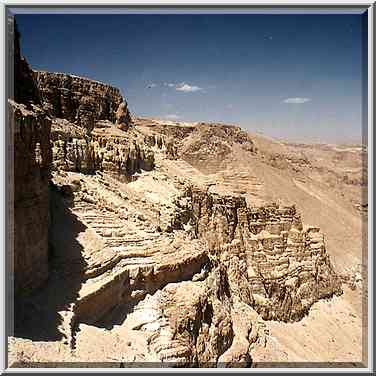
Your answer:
16,13 -> 366,143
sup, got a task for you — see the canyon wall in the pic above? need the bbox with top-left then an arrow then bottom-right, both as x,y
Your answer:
48,167 -> 342,365
34,72 -> 156,176
50,131 -> 155,176
34,71 -> 130,130
11,17 -> 344,367
121,187 -> 343,366
11,20 -> 52,295
185,187 -> 342,322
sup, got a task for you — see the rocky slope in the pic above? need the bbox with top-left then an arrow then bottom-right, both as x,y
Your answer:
134,118 -> 366,275
10,112 -> 347,368
9,22 -> 366,368
33,71 -> 157,177
187,187 -> 342,322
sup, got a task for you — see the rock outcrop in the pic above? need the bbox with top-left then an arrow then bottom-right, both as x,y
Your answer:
10,19 -> 348,368
36,160 -> 341,366
10,20 -> 52,295
34,71 -> 130,129
185,187 -> 342,322
115,101 -> 132,131
34,72 -> 155,177
133,118 -> 257,168
50,129 -> 155,176
120,185 -> 342,366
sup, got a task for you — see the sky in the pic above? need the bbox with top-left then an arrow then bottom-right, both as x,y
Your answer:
15,12 -> 367,144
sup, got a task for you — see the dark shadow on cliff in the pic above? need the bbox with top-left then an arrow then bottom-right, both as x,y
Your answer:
14,185 -> 88,341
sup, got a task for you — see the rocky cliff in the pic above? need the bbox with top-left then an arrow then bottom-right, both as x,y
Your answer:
10,20 -> 52,295
34,71 -> 130,130
50,124 -> 155,176
34,72 -> 157,177
10,21 -> 351,368
17,152 -> 340,366
13,22 -> 41,105
186,188 -> 342,321
105,183 -> 342,366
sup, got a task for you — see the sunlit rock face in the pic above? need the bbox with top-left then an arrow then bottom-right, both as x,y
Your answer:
185,187 -> 342,322
34,71 -> 156,177
9,15 -> 347,368
34,71 -> 129,129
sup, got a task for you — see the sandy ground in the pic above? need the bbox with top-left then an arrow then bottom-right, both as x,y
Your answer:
252,286 -> 365,366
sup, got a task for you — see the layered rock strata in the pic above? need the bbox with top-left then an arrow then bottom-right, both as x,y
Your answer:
11,24 -> 344,366
43,159 -> 342,366
45,170 -> 259,366
34,71 -> 130,129
117,183 -> 342,366
34,72 -> 157,177
133,118 -> 256,167
11,101 -> 52,294
47,171 -> 209,340
10,20 -> 52,294
126,269 -> 262,367
51,127 -> 155,176
185,187 -> 342,321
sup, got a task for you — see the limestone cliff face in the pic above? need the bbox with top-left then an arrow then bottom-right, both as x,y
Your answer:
11,20 -> 52,295
128,184 -> 342,365
134,186 -> 343,366
143,133 -> 179,160
34,72 -> 155,176
184,187 -> 342,322
11,18 -> 345,366
34,71 -> 131,130
51,131 -> 155,176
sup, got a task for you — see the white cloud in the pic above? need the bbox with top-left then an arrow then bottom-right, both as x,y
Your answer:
159,82 -> 204,92
147,83 -> 157,88
164,82 -> 175,87
165,114 -> 180,120
175,82 -> 203,93
282,97 -> 311,104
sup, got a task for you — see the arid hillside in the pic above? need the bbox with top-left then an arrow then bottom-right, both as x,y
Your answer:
132,117 -> 367,365
134,117 -> 367,275
9,19 -> 367,368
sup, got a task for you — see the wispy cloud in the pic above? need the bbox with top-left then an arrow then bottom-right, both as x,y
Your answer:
175,82 -> 203,93
282,97 -> 311,104
163,82 -> 175,87
152,82 -> 204,92
164,114 -> 180,120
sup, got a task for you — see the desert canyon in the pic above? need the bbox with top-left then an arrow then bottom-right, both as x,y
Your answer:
8,18 -> 368,368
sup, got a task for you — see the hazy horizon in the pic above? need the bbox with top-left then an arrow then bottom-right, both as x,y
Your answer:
16,12 -> 367,144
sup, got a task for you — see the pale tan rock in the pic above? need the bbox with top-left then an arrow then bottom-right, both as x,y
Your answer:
11,35 -> 364,367
115,101 -> 132,130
